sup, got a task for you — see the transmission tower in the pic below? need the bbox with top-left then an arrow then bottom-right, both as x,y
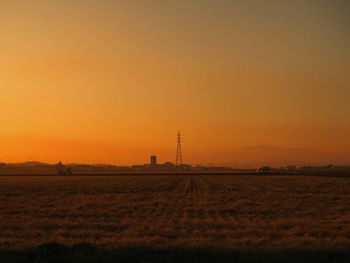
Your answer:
176,131 -> 183,166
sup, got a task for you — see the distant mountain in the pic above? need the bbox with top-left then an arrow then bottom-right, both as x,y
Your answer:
7,161 -> 51,167
0,161 -> 134,175
0,146 -> 348,171
208,145 -> 349,168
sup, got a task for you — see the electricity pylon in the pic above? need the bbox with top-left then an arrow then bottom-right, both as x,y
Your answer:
176,131 -> 183,166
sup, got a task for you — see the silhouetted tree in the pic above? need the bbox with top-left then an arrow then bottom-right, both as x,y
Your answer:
57,161 -> 72,175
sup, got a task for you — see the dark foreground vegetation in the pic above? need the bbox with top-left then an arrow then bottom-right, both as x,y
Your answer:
1,243 -> 350,263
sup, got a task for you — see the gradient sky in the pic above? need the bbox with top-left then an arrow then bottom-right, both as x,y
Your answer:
0,0 -> 349,165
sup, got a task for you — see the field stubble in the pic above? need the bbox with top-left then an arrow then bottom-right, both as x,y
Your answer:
0,175 -> 350,250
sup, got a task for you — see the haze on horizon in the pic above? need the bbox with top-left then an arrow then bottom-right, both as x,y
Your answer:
0,0 -> 349,166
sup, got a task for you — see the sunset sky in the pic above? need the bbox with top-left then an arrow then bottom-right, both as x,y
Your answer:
0,0 -> 349,165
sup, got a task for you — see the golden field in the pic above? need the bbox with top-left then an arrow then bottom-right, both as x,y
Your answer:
1,175 -> 350,251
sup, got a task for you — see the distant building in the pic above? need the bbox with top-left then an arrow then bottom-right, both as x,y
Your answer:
256,166 -> 272,175
150,156 -> 157,168
176,164 -> 192,170
153,162 -> 175,171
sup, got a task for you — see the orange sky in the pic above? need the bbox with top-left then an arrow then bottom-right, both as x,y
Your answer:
0,1 -> 349,165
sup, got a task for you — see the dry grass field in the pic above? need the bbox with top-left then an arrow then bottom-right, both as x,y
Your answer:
1,175 -> 350,262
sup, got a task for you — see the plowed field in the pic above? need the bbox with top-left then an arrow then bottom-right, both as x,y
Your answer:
1,175 -> 350,250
